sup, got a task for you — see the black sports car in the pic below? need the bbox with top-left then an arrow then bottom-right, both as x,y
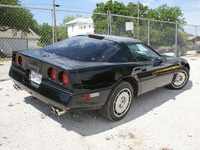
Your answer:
9,34 -> 190,121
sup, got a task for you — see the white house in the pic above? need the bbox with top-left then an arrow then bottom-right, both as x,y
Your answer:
65,17 -> 94,38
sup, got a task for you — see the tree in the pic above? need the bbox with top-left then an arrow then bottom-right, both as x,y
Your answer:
93,0 -> 130,35
57,15 -> 82,41
0,0 -> 38,33
147,4 -> 185,23
146,4 -> 186,47
92,0 -> 148,37
37,23 -> 53,46
92,1 -> 187,47
127,2 -> 148,18
37,15 -> 82,46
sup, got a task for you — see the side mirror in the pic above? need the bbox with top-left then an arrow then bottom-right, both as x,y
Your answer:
153,58 -> 161,66
160,56 -> 167,63
153,57 -> 167,66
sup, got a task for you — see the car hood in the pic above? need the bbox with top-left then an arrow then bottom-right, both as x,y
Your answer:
165,56 -> 188,66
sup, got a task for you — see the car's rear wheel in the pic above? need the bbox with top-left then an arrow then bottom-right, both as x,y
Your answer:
98,81 -> 134,121
168,66 -> 189,89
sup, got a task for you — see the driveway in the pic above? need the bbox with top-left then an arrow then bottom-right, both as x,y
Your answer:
0,54 -> 200,150
0,61 -> 11,80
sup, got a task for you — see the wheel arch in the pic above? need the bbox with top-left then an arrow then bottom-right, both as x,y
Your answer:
121,76 -> 139,97
184,63 -> 190,71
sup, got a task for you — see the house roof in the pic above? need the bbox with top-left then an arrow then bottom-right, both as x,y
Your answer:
0,28 -> 40,39
187,36 -> 195,41
187,36 -> 200,41
65,17 -> 93,25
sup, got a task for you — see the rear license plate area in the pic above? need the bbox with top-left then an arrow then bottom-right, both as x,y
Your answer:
31,70 -> 42,88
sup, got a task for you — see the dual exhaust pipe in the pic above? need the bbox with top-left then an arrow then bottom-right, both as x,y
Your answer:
13,84 -> 66,116
51,107 -> 66,116
13,84 -> 23,91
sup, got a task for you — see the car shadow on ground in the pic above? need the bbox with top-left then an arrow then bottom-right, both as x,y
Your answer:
24,80 -> 193,136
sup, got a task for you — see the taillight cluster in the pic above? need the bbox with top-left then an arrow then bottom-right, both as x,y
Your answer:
18,56 -> 23,66
13,54 -> 17,63
48,68 -> 56,80
48,68 -> 68,84
13,54 -> 23,66
59,71 -> 68,84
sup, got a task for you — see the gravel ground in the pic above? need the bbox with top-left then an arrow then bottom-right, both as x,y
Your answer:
0,61 -> 11,80
0,54 -> 200,150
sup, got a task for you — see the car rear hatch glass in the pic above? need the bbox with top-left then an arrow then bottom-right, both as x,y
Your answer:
40,36 -> 121,62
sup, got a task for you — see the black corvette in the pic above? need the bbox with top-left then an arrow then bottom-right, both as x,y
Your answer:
9,34 -> 190,121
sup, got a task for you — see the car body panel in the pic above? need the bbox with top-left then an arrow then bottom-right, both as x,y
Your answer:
9,34 -> 190,113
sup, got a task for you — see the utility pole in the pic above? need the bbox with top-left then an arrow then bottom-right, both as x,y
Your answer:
137,0 -> 139,40
53,0 -> 57,43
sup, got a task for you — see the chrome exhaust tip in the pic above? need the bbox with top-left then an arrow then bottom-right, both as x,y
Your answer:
13,84 -> 23,91
51,107 -> 56,113
55,109 -> 66,116
51,107 -> 66,116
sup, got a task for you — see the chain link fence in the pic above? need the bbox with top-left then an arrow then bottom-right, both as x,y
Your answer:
110,13 -> 200,57
0,5 -> 108,80
0,5 -> 200,80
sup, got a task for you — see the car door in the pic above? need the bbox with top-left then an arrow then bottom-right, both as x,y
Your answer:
127,43 -> 179,94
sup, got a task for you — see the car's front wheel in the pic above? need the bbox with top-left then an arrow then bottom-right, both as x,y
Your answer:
98,81 -> 134,121
168,66 -> 189,89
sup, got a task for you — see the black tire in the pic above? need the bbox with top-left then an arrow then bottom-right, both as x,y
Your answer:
167,66 -> 189,89
98,81 -> 134,121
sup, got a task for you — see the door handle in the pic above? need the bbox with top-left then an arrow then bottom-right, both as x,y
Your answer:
133,67 -> 146,74
141,67 -> 147,72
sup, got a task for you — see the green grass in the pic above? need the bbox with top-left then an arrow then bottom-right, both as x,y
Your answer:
0,58 -> 12,62
159,46 -> 171,49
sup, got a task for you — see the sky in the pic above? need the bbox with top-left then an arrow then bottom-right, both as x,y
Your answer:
19,0 -> 200,35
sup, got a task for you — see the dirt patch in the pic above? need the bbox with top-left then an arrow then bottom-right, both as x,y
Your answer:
40,114 -> 46,119
190,58 -> 197,61
105,129 -> 142,149
8,103 -> 14,107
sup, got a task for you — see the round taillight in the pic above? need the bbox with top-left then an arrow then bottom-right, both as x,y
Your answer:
13,54 -> 17,63
18,56 -> 23,66
59,71 -> 68,84
48,68 -> 56,80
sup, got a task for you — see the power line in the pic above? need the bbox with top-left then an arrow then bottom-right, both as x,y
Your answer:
33,6 -> 52,15
21,3 -> 52,6
61,5 -> 93,11
21,3 -> 93,11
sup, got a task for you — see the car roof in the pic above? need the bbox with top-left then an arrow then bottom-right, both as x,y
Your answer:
76,34 -> 144,44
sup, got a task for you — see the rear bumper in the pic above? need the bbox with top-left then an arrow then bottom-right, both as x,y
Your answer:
9,66 -> 111,111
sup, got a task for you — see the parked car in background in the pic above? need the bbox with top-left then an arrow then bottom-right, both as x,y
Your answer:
9,34 -> 190,121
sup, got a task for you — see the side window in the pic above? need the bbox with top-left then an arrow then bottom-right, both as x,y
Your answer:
98,44 -> 127,62
128,44 -> 159,62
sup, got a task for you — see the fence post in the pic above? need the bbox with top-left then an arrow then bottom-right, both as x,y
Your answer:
148,20 -> 150,46
195,26 -> 197,55
175,21 -> 178,57
107,11 -> 109,35
52,9 -> 54,44
110,11 -> 112,35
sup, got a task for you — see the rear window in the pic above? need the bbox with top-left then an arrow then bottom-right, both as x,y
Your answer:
41,36 -> 126,62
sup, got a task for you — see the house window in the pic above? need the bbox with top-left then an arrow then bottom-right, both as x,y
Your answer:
84,26 -> 86,29
81,26 -> 83,30
89,25 -> 91,28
